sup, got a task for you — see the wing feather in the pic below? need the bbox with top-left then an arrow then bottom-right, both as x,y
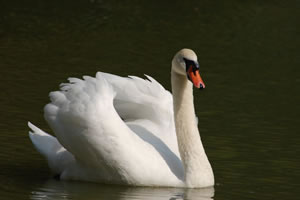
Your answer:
43,72 -> 182,184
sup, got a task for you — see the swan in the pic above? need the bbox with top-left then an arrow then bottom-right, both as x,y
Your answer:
28,48 -> 214,188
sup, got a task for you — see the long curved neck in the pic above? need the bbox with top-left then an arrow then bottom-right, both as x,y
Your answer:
171,68 -> 214,187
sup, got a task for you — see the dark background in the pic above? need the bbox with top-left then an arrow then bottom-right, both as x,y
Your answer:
0,0 -> 299,199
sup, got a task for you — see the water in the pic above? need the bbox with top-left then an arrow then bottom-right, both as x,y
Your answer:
0,0 -> 299,199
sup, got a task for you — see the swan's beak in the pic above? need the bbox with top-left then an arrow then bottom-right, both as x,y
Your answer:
187,66 -> 205,89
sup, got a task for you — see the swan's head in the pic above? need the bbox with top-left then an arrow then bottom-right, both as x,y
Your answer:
172,48 -> 205,89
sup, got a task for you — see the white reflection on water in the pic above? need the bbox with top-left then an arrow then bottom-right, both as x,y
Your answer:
30,180 -> 214,200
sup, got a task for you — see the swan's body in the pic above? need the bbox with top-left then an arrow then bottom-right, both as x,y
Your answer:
29,49 -> 214,188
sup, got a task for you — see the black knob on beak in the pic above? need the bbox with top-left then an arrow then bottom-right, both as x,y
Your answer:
199,84 -> 204,90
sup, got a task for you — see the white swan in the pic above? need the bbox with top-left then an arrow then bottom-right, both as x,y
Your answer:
28,48 -> 214,188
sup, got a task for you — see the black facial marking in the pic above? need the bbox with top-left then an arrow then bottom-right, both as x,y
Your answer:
183,58 -> 199,82
183,58 -> 199,73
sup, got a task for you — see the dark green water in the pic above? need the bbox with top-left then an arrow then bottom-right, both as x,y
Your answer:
0,0 -> 299,199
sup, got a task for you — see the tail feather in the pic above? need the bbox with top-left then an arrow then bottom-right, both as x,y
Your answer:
28,122 -> 61,157
28,122 -> 74,174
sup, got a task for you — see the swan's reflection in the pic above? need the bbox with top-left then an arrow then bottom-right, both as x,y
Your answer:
30,180 -> 214,200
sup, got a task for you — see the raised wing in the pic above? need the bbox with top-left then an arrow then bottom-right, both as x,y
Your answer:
44,72 -> 182,184
99,72 -> 176,143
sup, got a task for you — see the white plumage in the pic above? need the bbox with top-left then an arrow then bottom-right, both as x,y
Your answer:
29,49 -> 214,188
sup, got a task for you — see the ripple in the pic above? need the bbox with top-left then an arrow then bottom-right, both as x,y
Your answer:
29,180 -> 214,200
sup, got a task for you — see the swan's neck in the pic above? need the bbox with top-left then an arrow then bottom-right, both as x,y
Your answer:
171,70 -> 214,187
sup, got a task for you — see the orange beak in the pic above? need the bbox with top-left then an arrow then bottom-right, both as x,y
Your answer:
187,67 -> 205,89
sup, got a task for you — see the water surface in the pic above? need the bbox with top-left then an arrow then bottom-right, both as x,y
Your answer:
0,0 -> 299,199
